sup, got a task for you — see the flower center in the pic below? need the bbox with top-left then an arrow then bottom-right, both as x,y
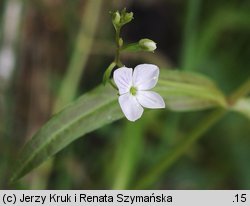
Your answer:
130,86 -> 137,96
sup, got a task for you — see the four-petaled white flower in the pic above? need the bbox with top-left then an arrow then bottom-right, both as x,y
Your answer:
113,64 -> 165,121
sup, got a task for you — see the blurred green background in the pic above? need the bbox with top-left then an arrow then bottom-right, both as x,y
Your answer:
0,0 -> 250,189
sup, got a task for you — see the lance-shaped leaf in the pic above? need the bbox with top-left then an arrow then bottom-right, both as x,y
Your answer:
155,69 -> 227,111
11,85 -> 122,182
11,69 -> 227,182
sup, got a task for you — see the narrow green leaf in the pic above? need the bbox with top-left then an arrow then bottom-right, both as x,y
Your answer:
11,85 -> 122,182
11,69 -> 226,182
231,98 -> 250,120
155,69 -> 227,111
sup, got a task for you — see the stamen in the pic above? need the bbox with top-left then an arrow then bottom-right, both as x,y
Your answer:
130,86 -> 137,96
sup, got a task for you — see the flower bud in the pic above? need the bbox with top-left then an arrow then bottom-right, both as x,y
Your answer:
112,11 -> 121,26
123,12 -> 133,24
139,39 -> 157,52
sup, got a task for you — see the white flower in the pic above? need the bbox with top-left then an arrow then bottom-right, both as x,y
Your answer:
113,64 -> 165,121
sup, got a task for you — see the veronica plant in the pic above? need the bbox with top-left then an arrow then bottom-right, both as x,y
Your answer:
10,9 -> 250,187
103,9 -> 165,121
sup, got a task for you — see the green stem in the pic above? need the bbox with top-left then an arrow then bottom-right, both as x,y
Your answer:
109,79 -> 118,90
133,109 -> 226,189
114,27 -> 123,67
111,120 -> 145,189
121,43 -> 140,52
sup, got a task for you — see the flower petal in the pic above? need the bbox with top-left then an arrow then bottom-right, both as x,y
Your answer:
119,93 -> 144,122
113,66 -> 133,95
136,91 -> 165,109
133,64 -> 159,90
